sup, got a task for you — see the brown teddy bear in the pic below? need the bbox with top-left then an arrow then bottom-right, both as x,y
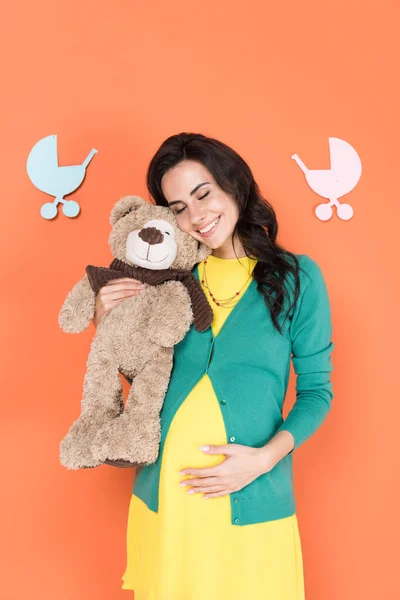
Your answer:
58,195 -> 212,470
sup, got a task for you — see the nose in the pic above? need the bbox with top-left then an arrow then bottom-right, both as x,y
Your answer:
191,211 -> 207,228
139,226 -> 164,245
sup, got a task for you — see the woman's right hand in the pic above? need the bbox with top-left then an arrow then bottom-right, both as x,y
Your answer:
92,277 -> 147,328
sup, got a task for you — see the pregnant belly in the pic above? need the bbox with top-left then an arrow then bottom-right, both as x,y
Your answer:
159,373 -> 228,494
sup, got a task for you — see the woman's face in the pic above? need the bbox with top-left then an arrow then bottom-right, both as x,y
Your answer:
160,160 -> 244,258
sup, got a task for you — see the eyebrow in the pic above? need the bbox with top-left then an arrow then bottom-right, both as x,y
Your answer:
167,182 -> 211,207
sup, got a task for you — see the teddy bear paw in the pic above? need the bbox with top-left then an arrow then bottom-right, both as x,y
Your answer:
60,431 -> 103,470
90,416 -> 160,466
59,413 -> 108,470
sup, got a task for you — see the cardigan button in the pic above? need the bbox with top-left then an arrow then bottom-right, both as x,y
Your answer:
234,518 -> 241,525
229,436 -> 236,442
220,399 -> 227,405
233,498 -> 239,504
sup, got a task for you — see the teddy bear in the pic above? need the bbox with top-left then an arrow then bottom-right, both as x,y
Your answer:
58,195 -> 213,470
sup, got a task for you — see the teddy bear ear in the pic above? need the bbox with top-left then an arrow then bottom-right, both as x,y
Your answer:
109,195 -> 149,226
196,240 -> 212,263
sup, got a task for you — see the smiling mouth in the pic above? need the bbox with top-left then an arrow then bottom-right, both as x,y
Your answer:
196,215 -> 221,235
131,248 -> 169,263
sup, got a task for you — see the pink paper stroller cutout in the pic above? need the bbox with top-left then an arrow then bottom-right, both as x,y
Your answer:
291,137 -> 362,221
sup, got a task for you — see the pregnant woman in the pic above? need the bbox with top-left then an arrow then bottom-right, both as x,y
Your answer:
92,132 -> 334,599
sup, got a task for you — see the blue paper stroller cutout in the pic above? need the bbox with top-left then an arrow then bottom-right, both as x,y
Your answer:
27,134 -> 98,220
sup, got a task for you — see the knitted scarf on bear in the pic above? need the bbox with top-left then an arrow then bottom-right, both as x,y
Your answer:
85,258 -> 213,332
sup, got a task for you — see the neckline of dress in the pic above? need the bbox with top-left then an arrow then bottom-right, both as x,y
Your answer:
193,261 -> 258,339
207,254 -> 257,262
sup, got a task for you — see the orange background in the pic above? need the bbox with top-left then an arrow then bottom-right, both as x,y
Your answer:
1,1 -> 398,598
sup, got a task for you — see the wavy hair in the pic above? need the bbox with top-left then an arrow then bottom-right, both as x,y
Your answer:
146,132 -> 303,334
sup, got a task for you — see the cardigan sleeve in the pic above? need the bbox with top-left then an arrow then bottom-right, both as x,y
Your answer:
276,255 -> 334,453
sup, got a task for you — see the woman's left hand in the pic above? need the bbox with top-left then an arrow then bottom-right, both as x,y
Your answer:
179,443 -> 276,499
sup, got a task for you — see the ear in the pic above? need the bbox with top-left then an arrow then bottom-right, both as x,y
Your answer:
109,195 -> 149,226
196,241 -> 212,263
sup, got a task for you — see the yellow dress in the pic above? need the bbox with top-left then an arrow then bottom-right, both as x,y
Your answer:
121,254 -> 305,599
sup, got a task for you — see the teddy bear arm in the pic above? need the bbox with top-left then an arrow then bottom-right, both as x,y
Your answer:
147,283 -> 193,347
58,274 -> 96,333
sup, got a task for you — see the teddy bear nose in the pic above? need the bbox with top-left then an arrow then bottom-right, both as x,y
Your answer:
138,226 -> 164,245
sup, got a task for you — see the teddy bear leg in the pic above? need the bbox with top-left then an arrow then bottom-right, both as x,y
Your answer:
91,347 -> 174,467
59,339 -> 124,470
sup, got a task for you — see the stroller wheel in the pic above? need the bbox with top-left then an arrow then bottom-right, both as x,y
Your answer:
315,202 -> 332,221
62,199 -> 80,218
40,201 -> 58,220
337,203 -> 354,221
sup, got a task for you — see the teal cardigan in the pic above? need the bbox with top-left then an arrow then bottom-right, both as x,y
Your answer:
127,253 -> 334,526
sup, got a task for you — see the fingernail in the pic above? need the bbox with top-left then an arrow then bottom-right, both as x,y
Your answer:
200,445 -> 209,451
187,490 -> 196,495
140,283 -> 147,288
140,289 -> 146,294
179,482 -> 187,487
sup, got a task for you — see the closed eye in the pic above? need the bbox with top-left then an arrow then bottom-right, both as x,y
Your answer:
174,190 -> 210,214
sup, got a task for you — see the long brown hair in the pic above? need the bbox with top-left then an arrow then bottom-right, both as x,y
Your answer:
146,132 -> 303,334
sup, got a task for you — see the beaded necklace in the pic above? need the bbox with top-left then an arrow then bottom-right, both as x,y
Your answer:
200,258 -> 253,308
